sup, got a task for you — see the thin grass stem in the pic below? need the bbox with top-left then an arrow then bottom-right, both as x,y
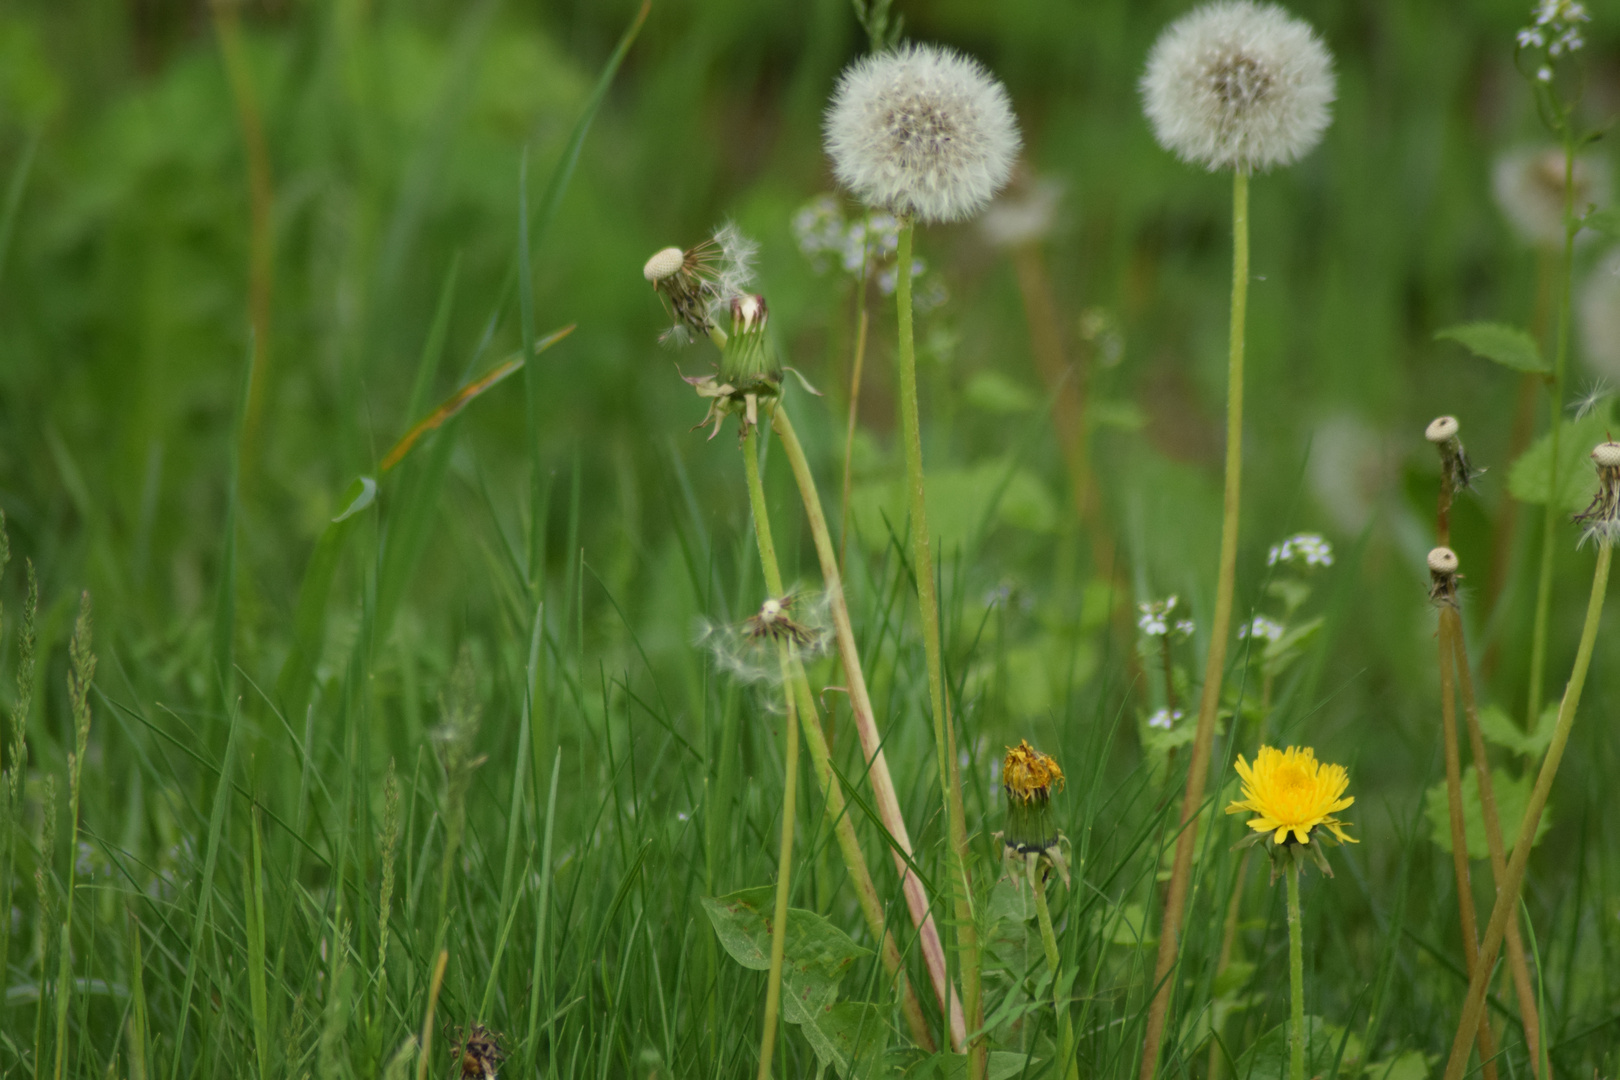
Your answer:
1141,166 -> 1249,1080
1443,541 -> 1610,1080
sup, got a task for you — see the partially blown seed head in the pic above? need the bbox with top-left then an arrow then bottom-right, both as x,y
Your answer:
1425,416 -> 1460,443
1141,0 -> 1336,173
824,43 -> 1021,223
1575,442 -> 1620,548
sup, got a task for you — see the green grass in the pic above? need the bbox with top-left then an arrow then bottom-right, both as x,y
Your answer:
0,0 -> 1618,1077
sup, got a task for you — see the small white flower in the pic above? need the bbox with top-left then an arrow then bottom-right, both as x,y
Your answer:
1537,65 -> 1554,82
1140,1 -> 1336,173
1268,532 -> 1334,568
1148,708 -> 1184,730
1493,147 -> 1612,248
1174,619 -> 1196,636
1239,615 -> 1286,642
824,43 -> 1021,223
1137,596 -> 1181,637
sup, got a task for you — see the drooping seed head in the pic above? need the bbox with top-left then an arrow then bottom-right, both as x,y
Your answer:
1141,0 -> 1336,173
1425,416 -> 1460,443
824,43 -> 1022,223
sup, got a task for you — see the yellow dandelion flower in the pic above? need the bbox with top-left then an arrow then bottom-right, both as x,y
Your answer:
1003,740 -> 1064,803
1225,745 -> 1356,847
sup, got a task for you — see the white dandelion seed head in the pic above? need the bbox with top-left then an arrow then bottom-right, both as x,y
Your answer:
1493,147 -> 1612,248
980,176 -> 1065,248
824,43 -> 1022,224
1140,1 -> 1336,174
1425,416 -> 1460,444
709,222 -> 759,319
1580,248 -> 1620,381
1427,546 -> 1459,575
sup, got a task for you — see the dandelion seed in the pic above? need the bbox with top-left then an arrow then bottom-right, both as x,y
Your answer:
824,43 -> 1021,223
1492,147 -> 1612,248
1140,0 -> 1336,173
1225,745 -> 1356,849
1570,379 -> 1613,420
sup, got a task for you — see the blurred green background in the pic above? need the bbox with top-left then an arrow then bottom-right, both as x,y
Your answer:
2,0 -> 1619,1075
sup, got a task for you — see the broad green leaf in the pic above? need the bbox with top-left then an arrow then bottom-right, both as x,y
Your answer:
850,460 -> 1058,551
798,1002 -> 890,1079
1507,409 -> 1612,509
1424,765 -> 1551,861
964,370 -> 1037,414
1478,703 -> 1557,759
1090,399 -> 1147,430
1365,1051 -> 1432,1080
906,1051 -> 1038,1080
1583,206 -> 1620,239
1436,322 -> 1548,373
1235,1016 -> 1362,1080
701,887 -> 869,1024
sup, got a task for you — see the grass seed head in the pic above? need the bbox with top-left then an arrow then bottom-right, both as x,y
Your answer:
825,43 -> 1021,223
1141,0 -> 1335,174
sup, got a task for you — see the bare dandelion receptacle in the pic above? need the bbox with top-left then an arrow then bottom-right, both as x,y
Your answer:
1575,441 -> 1620,547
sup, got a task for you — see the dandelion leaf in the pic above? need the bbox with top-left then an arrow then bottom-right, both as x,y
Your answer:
904,1051 -> 1037,1080
1423,766 -> 1551,861
1235,1016 -> 1359,1080
796,1001 -> 890,1079
1364,1050 -> 1433,1080
1436,322 -> 1547,374
1508,410 -> 1612,509
1479,703 -> 1557,759
1583,206 -> 1620,240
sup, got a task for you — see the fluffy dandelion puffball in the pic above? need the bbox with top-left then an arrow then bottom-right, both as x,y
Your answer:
1226,745 -> 1355,846
1493,147 -> 1612,248
824,43 -> 1021,224
1141,1 -> 1335,173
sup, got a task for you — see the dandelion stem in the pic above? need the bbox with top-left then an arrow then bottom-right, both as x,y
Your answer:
1443,541 -> 1610,1080
773,404 -> 962,1047
1526,128 -> 1578,732
743,423 -> 935,1053
1436,607 -> 1502,1080
895,218 -> 984,1075
1286,861 -> 1305,1080
839,265 -> 871,573
1142,166 -> 1249,1080
1032,866 -> 1077,1080
1447,607 -> 1545,1079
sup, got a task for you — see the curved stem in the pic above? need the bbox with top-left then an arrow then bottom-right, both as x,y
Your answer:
1444,542 -> 1611,1080
1141,167 -> 1248,1080
1286,863 -> 1305,1080
1526,129 -> 1578,730
773,405 -> 962,1046
896,219 -> 984,1075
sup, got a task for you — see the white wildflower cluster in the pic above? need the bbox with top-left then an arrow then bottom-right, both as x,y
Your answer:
1140,0 -> 1335,173
1517,0 -> 1589,68
1147,707 -> 1184,730
1267,532 -> 1334,568
792,195 -> 948,308
1138,596 -> 1195,637
824,43 -> 1021,223
1239,615 -> 1286,642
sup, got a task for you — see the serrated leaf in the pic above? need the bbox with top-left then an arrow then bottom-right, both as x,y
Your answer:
1583,206 -> 1620,239
1424,765 -> 1551,861
1507,410 -> 1612,509
1479,703 -> 1557,759
1436,322 -> 1548,374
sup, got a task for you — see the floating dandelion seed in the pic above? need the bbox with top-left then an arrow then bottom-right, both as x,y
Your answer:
824,43 -> 1021,223
1492,147 -> 1612,249
1569,379 -> 1614,420
1574,442 -> 1620,548
697,592 -> 833,685
1226,745 -> 1355,877
1141,0 -> 1336,173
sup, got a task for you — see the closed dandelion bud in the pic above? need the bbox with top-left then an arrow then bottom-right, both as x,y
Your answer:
1002,741 -> 1062,853
1141,1 -> 1335,174
1574,441 -> 1620,548
720,293 -> 779,390
1428,546 -> 1460,604
824,43 -> 1021,224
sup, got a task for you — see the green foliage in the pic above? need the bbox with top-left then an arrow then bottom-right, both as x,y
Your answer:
1435,322 -> 1548,374
1508,408 -> 1613,509
1424,764 -> 1551,861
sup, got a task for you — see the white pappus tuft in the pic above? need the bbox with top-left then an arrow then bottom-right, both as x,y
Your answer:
824,43 -> 1021,224
1140,1 -> 1335,174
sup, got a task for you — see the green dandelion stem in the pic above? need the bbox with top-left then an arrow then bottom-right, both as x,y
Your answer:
1286,860 -> 1305,1080
1032,868 -> 1077,1080
1444,540 -> 1611,1080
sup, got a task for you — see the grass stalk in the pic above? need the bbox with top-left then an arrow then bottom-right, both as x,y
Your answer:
895,217 -> 984,1077
1525,129 -> 1578,730
1141,166 -> 1249,1080
839,300 -> 869,573
744,423 -> 935,1051
1443,541 -> 1610,1080
416,950 -> 448,1080
1447,607 -> 1545,1077
53,596 -> 95,1080
1436,607 -> 1501,1080
1286,861 -> 1305,1080
773,404 -> 962,1046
